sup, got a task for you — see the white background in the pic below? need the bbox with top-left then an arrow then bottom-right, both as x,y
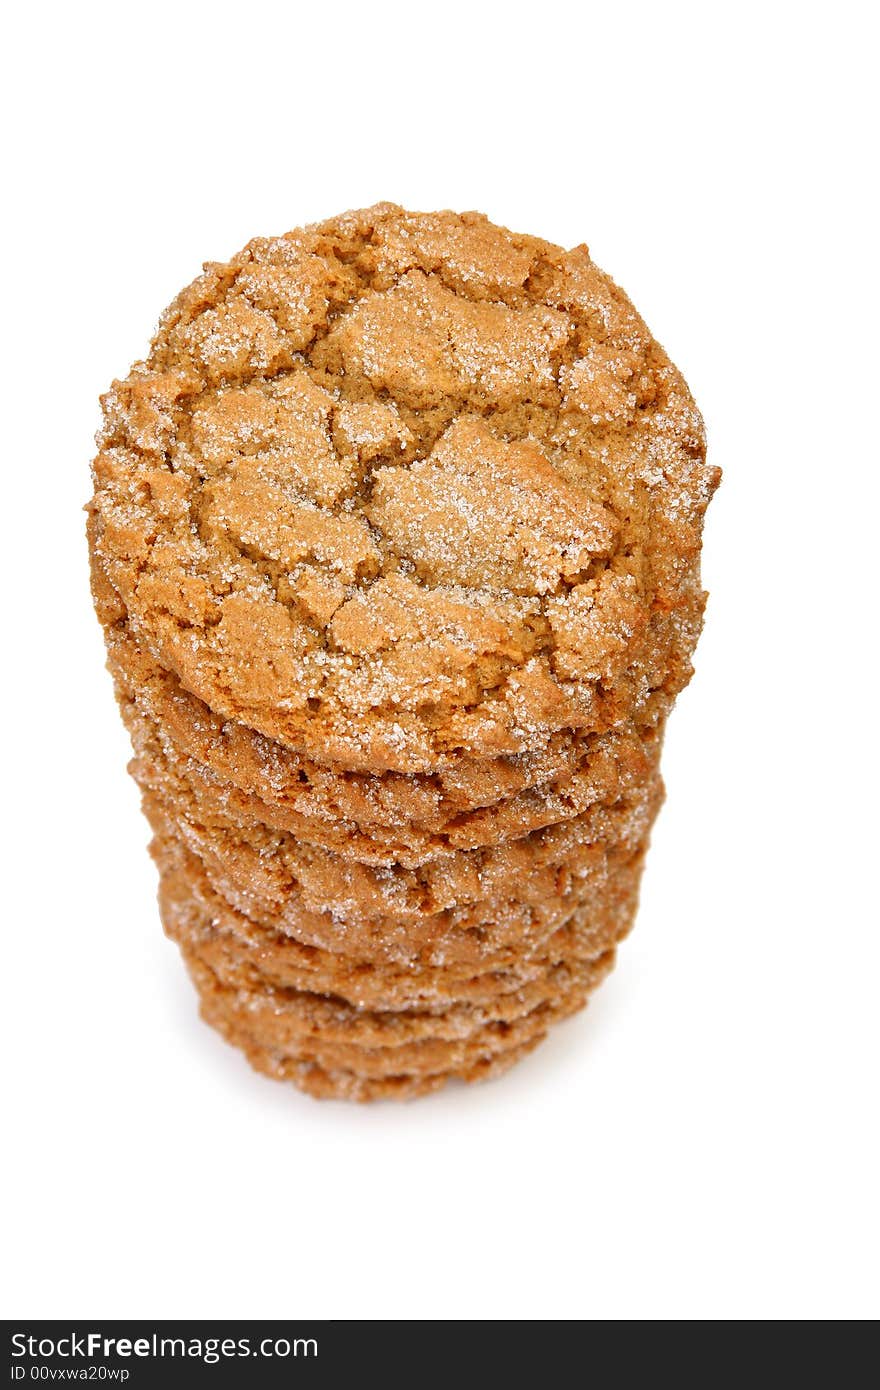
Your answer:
2,1 -> 877,1321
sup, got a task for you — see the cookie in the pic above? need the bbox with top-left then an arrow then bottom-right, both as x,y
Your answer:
127,693 -> 660,917
92,532 -> 670,858
188,955 -> 599,1080
137,735 -> 662,965
157,834 -> 643,1011
158,840 -> 626,1094
115,638 -> 662,864
155,813 -> 648,984
146,784 -> 655,938
88,204 -> 718,774
175,908 -> 615,1097
180,932 -> 607,1054
198,1020 -> 543,1102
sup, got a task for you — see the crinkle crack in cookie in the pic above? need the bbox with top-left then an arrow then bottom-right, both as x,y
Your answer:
88,205 -> 718,774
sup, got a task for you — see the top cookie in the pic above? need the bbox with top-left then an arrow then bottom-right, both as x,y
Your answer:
89,204 -> 717,771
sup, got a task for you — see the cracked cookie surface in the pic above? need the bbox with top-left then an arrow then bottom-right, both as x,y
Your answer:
88,204 -> 718,771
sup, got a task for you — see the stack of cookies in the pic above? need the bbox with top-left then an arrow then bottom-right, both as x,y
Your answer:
87,205 -> 718,1100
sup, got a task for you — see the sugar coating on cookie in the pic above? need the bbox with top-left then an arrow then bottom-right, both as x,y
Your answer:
89,204 -> 718,771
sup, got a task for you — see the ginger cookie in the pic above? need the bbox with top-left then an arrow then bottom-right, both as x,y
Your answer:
88,205 -> 718,774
